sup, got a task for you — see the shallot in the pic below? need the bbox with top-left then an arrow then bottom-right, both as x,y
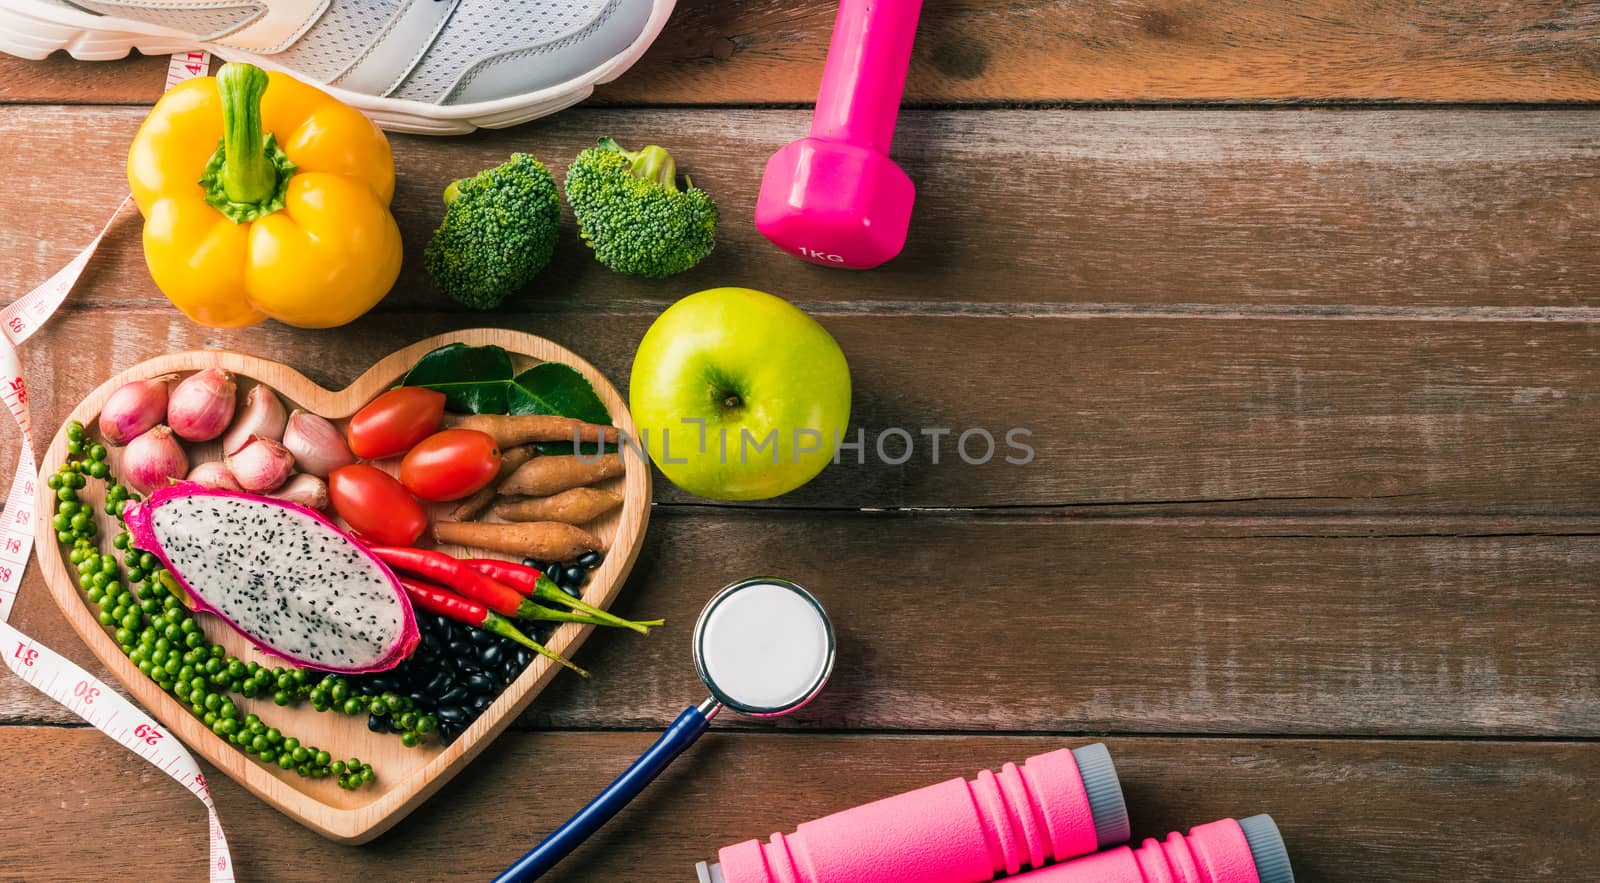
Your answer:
282,410 -> 355,476
186,461 -> 243,492
124,425 -> 189,494
98,374 -> 174,446
167,368 -> 237,442
220,385 -> 287,456
225,436 -> 294,492
269,473 -> 330,510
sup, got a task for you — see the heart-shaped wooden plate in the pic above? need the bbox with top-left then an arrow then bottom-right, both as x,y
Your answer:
31,329 -> 651,843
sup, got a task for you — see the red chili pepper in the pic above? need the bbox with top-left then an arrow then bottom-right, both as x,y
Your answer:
398,578 -> 586,677
372,546 -> 528,618
400,576 -> 488,624
466,558 -> 547,595
467,558 -> 662,635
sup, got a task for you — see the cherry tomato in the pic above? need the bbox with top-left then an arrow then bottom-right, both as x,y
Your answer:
346,387 -> 446,460
328,464 -> 427,546
400,429 -> 502,502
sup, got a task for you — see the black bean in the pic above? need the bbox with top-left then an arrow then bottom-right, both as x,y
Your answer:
446,639 -> 473,659
466,627 -> 494,647
439,685 -> 470,706
479,643 -> 504,667
436,705 -> 466,725
564,566 -> 586,586
471,695 -> 491,713
513,648 -> 533,667
420,631 -> 442,654
366,713 -> 389,733
424,671 -> 453,695
368,676 -> 398,693
500,661 -> 523,682
408,691 -> 436,712
463,672 -> 495,694
578,551 -> 603,569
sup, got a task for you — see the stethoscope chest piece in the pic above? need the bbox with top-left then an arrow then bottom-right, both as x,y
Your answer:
694,578 -> 836,718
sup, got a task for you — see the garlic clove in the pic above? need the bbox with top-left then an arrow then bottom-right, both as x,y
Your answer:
225,435 -> 295,493
221,384 -> 288,456
282,409 -> 356,477
168,368 -> 237,443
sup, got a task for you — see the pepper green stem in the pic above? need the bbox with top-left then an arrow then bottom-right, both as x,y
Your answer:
482,611 -> 589,677
218,63 -> 274,203
199,62 -> 296,223
530,575 -> 663,634
514,598 -> 663,633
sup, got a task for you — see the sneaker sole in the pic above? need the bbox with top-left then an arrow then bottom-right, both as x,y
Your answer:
0,0 -> 676,135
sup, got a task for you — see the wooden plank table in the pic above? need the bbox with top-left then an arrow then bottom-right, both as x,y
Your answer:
2,1 -> 1597,879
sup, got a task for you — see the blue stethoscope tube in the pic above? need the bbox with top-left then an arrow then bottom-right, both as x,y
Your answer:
494,697 -> 722,882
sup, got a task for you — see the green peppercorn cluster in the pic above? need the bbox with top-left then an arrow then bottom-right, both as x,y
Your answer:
51,420 -> 433,789
305,675 -> 436,748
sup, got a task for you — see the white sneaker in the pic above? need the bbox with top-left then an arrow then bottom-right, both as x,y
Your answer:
0,0 -> 675,134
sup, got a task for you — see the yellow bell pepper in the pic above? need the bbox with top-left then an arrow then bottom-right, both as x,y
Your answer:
128,62 -> 402,328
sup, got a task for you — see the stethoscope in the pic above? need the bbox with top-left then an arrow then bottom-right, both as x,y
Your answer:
495,577 -> 837,881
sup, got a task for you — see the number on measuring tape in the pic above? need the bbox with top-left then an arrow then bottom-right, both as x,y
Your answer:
0,51 -> 232,882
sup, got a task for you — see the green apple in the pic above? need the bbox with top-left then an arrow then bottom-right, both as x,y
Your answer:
629,287 -> 851,500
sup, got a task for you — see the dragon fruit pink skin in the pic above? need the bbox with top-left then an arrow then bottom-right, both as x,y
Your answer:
124,481 -> 419,674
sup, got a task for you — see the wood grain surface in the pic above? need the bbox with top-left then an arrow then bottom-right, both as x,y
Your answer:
2,4 -> 1598,879
6,107 -> 1599,312
7,510 -> 1599,737
3,0 -> 1599,105
6,310 -> 1600,515
0,728 -> 1593,882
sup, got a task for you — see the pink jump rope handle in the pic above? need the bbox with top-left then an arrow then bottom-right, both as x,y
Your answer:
1010,815 -> 1294,883
696,745 -> 1128,883
754,0 -> 922,269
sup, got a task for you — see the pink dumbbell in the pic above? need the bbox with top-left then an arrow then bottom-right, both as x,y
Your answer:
754,0 -> 922,269
1009,815 -> 1294,883
694,744 -> 1128,883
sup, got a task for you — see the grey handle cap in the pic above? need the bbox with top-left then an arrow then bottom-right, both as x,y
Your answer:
1070,743 -> 1130,848
1239,814 -> 1295,883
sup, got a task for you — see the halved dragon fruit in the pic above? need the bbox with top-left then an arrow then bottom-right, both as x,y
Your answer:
125,481 -> 419,673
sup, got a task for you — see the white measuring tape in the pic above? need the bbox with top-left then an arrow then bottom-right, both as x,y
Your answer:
0,51 -> 234,881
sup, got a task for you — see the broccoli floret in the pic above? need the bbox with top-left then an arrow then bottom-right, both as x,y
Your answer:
425,153 -> 560,309
564,137 -> 718,278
